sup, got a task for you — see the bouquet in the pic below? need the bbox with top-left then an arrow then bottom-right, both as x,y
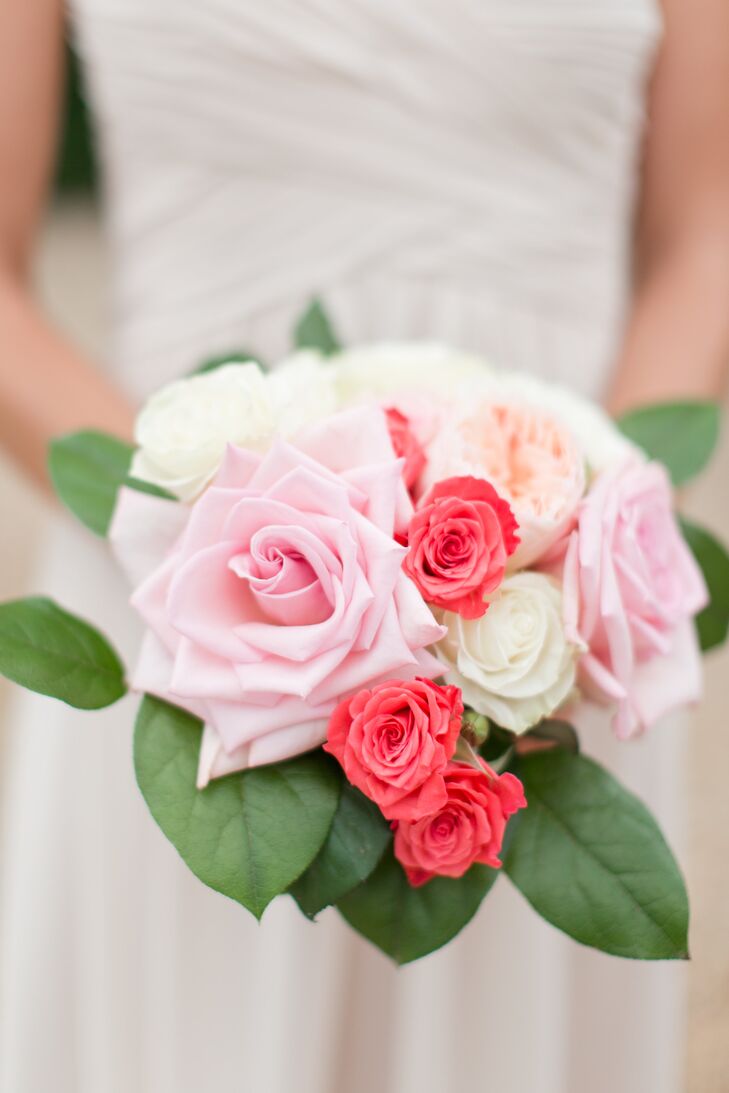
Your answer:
2,300 -> 727,965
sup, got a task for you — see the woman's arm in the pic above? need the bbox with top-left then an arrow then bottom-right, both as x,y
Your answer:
0,0 -> 133,491
608,0 -> 729,415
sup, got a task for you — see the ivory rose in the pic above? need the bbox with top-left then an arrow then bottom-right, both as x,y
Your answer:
325,678 -> 463,821
131,362 -> 274,502
437,571 -> 579,734
334,342 -> 488,404
111,407 -> 446,786
266,351 -> 337,436
394,760 -> 527,885
563,459 -> 708,738
425,399 -> 586,567
403,476 -> 519,618
131,356 -> 337,502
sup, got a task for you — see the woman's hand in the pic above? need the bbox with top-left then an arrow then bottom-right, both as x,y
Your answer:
608,0 -> 729,416
0,0 -> 134,492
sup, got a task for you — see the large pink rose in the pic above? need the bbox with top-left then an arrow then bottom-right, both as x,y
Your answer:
325,678 -> 463,821
562,459 -> 708,738
403,476 -> 519,618
394,760 -> 526,886
110,408 -> 446,786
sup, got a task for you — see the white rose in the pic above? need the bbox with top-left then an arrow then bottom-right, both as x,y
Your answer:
437,572 -> 579,734
266,351 -> 338,437
131,362 -> 273,501
464,370 -> 639,475
334,342 -> 490,404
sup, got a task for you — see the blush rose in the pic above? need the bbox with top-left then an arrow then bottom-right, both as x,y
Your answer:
403,476 -> 519,618
325,678 -> 463,821
563,458 -> 708,738
111,407 -> 446,786
393,760 -> 527,885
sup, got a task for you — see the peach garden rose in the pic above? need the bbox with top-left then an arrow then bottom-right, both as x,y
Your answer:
424,398 -> 586,568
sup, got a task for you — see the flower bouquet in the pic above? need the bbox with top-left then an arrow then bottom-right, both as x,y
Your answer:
1,300 -> 727,964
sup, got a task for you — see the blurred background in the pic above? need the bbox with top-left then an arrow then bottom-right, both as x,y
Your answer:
0,43 -> 728,1093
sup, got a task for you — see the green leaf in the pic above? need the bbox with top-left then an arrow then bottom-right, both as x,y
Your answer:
617,401 -> 720,486
123,476 -> 176,501
337,847 -> 497,964
293,298 -> 341,356
193,350 -> 263,375
0,596 -> 126,709
49,430 -> 134,536
290,782 -> 391,918
134,696 -> 340,919
504,750 -> 689,960
680,517 -> 729,652
48,429 -> 179,534
524,719 -> 580,753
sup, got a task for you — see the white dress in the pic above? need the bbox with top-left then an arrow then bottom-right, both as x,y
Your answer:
1,2 -> 687,1091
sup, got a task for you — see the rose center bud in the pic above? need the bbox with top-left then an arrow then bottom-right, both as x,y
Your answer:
431,813 -> 458,844
228,526 -> 335,626
439,530 -> 471,565
374,711 -> 412,764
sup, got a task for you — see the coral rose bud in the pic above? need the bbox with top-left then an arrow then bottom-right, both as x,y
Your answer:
393,759 -> 526,886
324,678 -> 464,822
403,476 -> 519,619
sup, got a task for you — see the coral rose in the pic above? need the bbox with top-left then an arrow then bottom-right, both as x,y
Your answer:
563,458 -> 708,738
325,678 -> 463,821
425,399 -> 586,568
385,407 -> 427,491
110,407 -> 446,786
403,476 -> 519,618
394,760 -> 527,885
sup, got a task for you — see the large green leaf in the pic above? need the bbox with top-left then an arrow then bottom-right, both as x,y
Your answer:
0,596 -> 126,708
504,751 -> 689,959
680,517 -> 729,652
49,430 -> 134,535
617,401 -> 720,486
337,847 -> 497,964
48,429 -> 176,534
134,696 -> 340,919
293,298 -> 341,356
290,782 -> 391,918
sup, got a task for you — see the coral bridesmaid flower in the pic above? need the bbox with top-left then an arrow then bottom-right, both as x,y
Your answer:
393,759 -> 527,885
403,475 -> 519,618
325,678 -> 463,821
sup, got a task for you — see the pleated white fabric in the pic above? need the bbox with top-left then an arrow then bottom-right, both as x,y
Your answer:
2,2 -> 689,1091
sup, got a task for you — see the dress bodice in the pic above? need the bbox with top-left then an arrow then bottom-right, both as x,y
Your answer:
68,0 -> 661,399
